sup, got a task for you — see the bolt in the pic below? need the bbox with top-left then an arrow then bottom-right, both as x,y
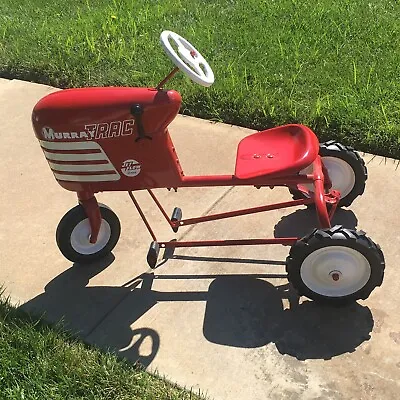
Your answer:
329,270 -> 342,282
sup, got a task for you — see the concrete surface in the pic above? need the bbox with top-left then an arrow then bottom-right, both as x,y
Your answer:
0,79 -> 399,399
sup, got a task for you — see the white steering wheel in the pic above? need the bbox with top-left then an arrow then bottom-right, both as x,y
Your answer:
160,30 -> 215,87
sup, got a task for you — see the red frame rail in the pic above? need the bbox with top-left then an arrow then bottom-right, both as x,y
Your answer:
127,156 -> 340,249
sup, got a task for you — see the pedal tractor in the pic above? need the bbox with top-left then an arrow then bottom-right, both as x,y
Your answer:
32,31 -> 385,306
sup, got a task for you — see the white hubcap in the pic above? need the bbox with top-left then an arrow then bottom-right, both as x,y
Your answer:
322,157 -> 355,198
300,246 -> 371,297
300,156 -> 355,198
71,218 -> 111,255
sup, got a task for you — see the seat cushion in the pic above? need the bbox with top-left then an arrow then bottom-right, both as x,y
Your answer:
235,124 -> 319,179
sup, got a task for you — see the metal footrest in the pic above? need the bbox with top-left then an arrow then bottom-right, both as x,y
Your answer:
147,241 -> 160,269
171,207 -> 182,233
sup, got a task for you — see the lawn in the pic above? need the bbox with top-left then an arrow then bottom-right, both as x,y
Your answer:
1,0 -> 400,157
0,296 -> 202,399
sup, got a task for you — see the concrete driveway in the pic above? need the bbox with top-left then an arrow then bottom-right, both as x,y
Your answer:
0,79 -> 399,399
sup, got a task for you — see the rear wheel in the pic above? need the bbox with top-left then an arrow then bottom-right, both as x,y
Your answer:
290,141 -> 367,207
56,204 -> 121,263
286,225 -> 385,306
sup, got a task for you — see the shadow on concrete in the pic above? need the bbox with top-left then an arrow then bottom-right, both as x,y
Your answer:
21,253 -> 373,365
20,254 -> 120,337
274,208 -> 358,239
203,275 -> 373,360
20,255 -> 160,368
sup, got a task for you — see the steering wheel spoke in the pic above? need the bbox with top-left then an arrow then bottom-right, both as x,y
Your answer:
160,30 -> 215,87
193,62 -> 207,78
177,46 -> 195,65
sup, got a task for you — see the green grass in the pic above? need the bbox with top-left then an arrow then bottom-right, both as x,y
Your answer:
0,297 -> 202,399
1,0 -> 400,157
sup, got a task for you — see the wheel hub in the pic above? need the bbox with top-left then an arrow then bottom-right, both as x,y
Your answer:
300,246 -> 371,297
322,157 -> 356,198
298,156 -> 356,199
71,218 -> 111,255
329,270 -> 342,281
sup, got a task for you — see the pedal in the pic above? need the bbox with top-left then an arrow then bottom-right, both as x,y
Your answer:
147,241 -> 160,269
171,207 -> 182,233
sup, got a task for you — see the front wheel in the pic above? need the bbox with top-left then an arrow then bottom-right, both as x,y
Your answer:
56,204 -> 121,263
286,226 -> 385,306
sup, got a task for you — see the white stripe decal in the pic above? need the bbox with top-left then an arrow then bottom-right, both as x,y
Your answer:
44,151 -> 107,161
48,162 -> 115,172
53,173 -> 120,182
40,140 -> 99,150
41,141 -> 121,183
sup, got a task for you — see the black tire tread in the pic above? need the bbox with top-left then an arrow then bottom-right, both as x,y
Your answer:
56,204 -> 121,264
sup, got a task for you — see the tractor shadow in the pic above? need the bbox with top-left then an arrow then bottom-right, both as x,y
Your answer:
203,275 -> 373,360
20,255 -> 159,368
273,207 -> 358,239
21,239 -> 373,365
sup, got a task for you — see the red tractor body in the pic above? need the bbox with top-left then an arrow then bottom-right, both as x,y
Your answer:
32,87 -> 183,192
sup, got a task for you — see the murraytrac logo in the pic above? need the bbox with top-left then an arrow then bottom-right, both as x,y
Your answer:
41,119 -> 135,141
